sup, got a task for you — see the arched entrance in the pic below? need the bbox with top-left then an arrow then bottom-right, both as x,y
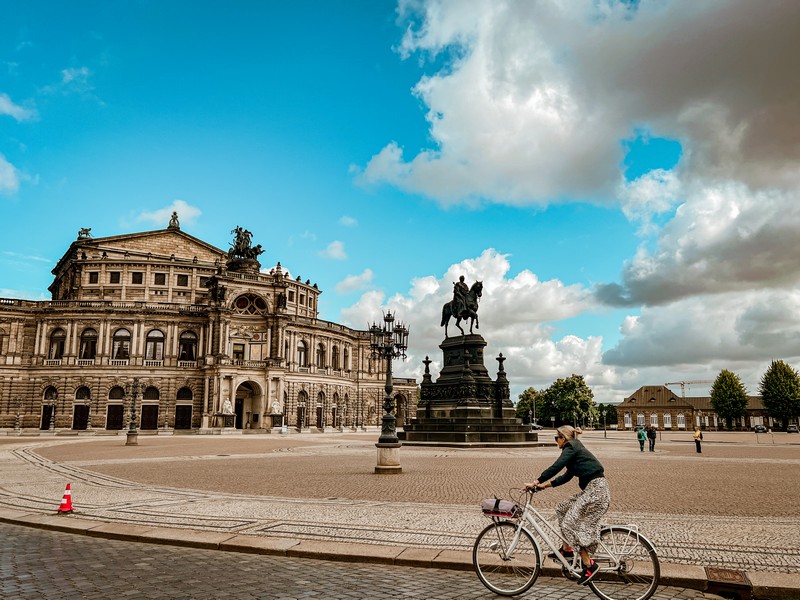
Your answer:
395,393 -> 407,428
297,390 -> 308,430
234,381 -> 263,430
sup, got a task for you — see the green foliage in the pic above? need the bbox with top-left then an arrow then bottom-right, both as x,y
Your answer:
596,403 -> 617,426
710,369 -> 749,429
759,360 -> 800,427
516,387 -> 543,424
540,374 -> 596,427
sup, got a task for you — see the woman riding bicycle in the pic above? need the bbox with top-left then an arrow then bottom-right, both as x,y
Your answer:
525,425 -> 610,586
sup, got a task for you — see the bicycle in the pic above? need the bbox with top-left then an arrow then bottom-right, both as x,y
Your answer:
473,488 -> 660,600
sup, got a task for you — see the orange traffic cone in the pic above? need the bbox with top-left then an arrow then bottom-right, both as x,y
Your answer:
57,483 -> 74,514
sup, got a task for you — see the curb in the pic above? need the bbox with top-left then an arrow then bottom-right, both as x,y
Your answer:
2,509 -> 798,599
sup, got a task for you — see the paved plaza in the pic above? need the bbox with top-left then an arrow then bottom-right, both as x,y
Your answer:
1,429 -> 799,598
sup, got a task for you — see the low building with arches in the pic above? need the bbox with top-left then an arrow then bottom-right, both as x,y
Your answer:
0,219 -> 416,434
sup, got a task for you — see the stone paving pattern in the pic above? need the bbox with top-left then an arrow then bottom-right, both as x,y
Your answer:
0,429 -> 799,597
1,522 -> 718,599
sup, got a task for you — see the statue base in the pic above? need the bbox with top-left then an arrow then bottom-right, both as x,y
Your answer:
375,442 -> 402,474
402,334 -> 540,447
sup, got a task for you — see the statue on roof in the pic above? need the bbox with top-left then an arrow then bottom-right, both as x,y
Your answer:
77,227 -> 92,239
168,211 -> 180,229
229,226 -> 264,260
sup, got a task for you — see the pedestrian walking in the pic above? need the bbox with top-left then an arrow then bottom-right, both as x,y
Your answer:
693,427 -> 703,453
636,427 -> 646,452
647,425 -> 657,452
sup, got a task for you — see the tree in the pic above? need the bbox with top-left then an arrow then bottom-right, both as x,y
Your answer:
759,360 -> 800,429
710,369 -> 749,429
596,403 -> 617,428
541,374 -> 595,427
515,387 -> 543,424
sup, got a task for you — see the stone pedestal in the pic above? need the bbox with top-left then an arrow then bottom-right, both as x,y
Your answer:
125,432 -> 139,446
402,334 -> 539,447
375,442 -> 402,474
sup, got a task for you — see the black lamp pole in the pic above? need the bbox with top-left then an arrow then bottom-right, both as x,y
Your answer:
370,311 -> 408,472
126,377 -> 141,446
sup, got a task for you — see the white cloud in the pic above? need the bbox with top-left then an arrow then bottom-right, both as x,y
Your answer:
338,215 -> 358,227
0,155 -> 20,194
0,93 -> 37,121
61,67 -> 90,85
335,268 -> 374,293
596,182 -> 800,306
135,199 -> 202,228
373,1 -> 800,206
320,240 -> 347,260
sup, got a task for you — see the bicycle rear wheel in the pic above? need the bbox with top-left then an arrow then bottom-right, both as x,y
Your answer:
588,526 -> 660,600
473,520 -> 540,596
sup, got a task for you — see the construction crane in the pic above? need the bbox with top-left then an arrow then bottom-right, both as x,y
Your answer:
664,380 -> 714,399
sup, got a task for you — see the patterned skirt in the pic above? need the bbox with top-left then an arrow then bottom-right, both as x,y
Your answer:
554,477 -> 610,552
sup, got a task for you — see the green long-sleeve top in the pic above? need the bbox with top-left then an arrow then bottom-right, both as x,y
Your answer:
538,439 -> 605,490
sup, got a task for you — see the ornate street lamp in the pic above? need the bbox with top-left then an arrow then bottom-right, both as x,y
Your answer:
369,311 -> 408,474
125,377 -> 141,446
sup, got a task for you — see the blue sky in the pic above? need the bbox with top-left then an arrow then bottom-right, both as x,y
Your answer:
2,1 -> 800,404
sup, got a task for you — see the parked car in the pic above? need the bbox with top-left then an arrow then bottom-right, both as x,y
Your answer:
787,424 -> 799,434
753,425 -> 768,433
530,423 -> 544,430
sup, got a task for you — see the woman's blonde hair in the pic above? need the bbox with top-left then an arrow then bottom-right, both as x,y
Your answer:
557,425 -> 582,440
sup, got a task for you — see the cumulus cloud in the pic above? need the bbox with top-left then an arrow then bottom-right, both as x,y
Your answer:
0,155 -> 20,194
338,215 -> 358,227
368,1 -> 800,205
135,199 -> 202,228
336,268 -> 373,293
596,182 -> 800,306
320,240 -> 347,260
0,93 -> 37,121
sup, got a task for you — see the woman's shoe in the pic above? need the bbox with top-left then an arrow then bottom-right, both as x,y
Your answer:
577,560 -> 599,585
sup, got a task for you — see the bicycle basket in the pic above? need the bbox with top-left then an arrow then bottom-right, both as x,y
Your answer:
480,497 -> 521,518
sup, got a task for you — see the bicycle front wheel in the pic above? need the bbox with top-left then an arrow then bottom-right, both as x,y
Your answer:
473,520 -> 540,596
588,526 -> 660,600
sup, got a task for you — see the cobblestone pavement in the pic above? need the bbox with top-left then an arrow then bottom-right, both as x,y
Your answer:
0,522 -> 717,599
1,431 -> 799,575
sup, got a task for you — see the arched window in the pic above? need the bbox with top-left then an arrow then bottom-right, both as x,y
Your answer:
75,386 -> 91,401
624,413 -> 632,428
343,348 -> 349,371
79,328 -> 98,359
663,413 -> 672,429
143,386 -> 160,401
49,328 -> 66,359
316,343 -> 326,367
178,331 -> 197,361
331,345 -> 340,370
650,413 -> 658,427
112,328 -> 131,360
176,387 -> 193,401
636,413 -> 645,426
44,386 -> 58,401
108,386 -> 125,400
297,340 -> 308,367
677,413 -> 686,429
145,329 -> 164,360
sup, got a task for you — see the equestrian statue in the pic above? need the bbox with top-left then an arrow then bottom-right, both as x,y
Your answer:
441,276 -> 483,337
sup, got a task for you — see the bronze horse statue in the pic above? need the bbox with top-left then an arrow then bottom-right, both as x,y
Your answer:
441,281 -> 482,337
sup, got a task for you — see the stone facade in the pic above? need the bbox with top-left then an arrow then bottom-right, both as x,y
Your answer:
0,222 -> 416,434
617,385 -> 770,431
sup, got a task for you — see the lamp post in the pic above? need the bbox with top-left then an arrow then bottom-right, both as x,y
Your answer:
125,377 -> 141,446
49,392 -> 56,432
600,408 -> 607,439
369,311 -> 408,474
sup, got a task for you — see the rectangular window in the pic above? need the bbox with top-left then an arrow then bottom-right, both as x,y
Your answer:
154,273 -> 166,285
288,291 -> 295,302
131,272 -> 143,284
109,272 -> 121,284
299,294 -> 305,305
176,274 -> 189,287
199,276 -> 209,288
232,343 -> 245,361
88,272 -> 99,284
